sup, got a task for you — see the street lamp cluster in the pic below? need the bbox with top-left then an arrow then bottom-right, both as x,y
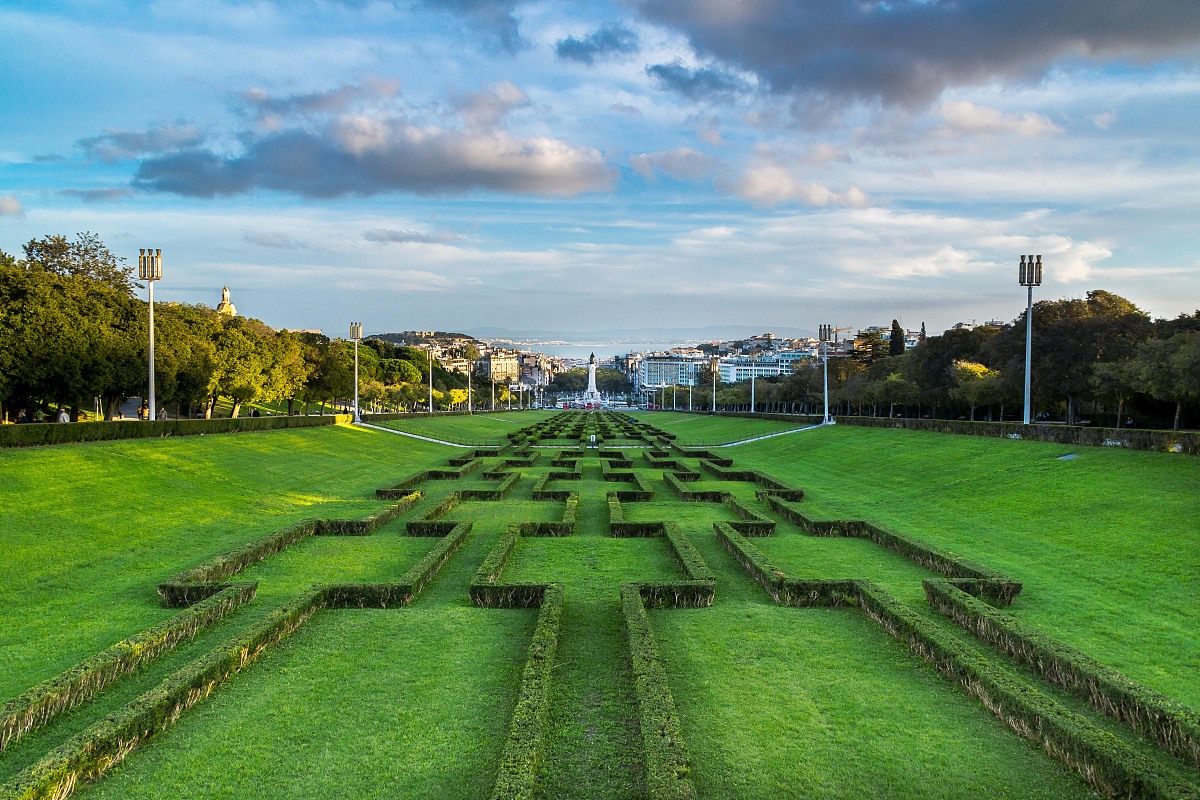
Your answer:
350,322 -> 363,423
1019,254 -> 1043,425
139,249 -> 162,422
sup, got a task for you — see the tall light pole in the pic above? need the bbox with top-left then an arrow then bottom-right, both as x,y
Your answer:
750,367 -> 756,414
1019,254 -> 1043,425
467,361 -> 473,414
350,322 -> 362,423
820,324 -> 832,425
710,357 -> 718,412
138,249 -> 162,422
428,348 -> 434,413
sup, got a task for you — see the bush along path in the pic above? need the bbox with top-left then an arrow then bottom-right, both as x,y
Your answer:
0,411 -> 1195,799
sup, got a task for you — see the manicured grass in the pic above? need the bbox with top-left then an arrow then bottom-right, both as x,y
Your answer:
370,410 -> 555,444
736,424 -> 1200,708
640,411 -> 813,444
4,413 -> 1195,799
79,607 -> 535,800
0,424 -> 450,700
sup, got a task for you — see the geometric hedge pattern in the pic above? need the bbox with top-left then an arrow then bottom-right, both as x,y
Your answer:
2,411 -> 1197,800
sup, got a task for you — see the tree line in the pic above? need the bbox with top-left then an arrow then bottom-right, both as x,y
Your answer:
0,233 -> 489,421
657,292 -> 1200,430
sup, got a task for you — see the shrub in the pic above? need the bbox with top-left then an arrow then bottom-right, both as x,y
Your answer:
0,415 -> 352,449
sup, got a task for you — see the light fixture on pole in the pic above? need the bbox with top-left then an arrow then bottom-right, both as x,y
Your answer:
138,249 -> 162,422
1019,254 -> 1043,425
350,322 -> 362,424
468,360 -> 473,414
819,324 -> 832,425
428,348 -> 434,413
750,366 -> 756,414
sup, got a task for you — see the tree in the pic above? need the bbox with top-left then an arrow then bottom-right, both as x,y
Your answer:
1090,359 -> 1139,428
888,319 -> 906,357
852,329 -> 888,366
23,232 -> 138,296
878,371 -> 919,417
950,361 -> 1001,421
1134,332 -> 1200,431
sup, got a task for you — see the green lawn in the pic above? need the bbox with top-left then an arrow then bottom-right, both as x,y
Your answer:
2,414 -> 1195,799
641,411 -> 814,444
370,410 -> 555,444
735,424 -> 1200,708
0,424 -> 450,699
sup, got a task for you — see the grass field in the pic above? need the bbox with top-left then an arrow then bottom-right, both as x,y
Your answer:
639,411 -> 814,444
369,410 -> 555,444
2,411 -> 1196,799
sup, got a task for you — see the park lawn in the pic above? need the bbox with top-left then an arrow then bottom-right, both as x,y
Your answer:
641,411 -> 814,444
735,424 -> 1200,708
370,410 -> 555,444
0,424 -> 450,701
77,605 -> 536,800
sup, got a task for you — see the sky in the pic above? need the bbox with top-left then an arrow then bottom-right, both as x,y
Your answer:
2,0 -> 1199,340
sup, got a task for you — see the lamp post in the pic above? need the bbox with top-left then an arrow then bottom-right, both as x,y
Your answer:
750,367 -> 756,414
1019,254 -> 1043,425
710,357 -> 718,412
672,384 -> 676,411
468,361 -> 473,414
428,348 -> 434,413
138,249 -> 162,422
819,324 -> 832,425
350,323 -> 362,423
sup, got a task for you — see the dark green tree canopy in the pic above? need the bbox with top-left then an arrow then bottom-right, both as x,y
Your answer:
22,232 -> 139,296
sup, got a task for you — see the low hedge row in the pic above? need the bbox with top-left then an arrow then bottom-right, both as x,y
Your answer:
925,579 -> 1200,768
3,588 -> 326,800
469,526 -> 546,608
620,585 -> 696,800
406,492 -> 460,534
764,495 -> 1021,605
713,521 -> 1191,798
0,414 -> 352,449
840,416 -> 1200,457
673,447 -> 731,467
489,583 -> 562,800
855,581 -> 1194,800
664,524 -> 715,584
519,493 -> 579,537
698,462 -> 806,501
459,472 -> 521,500
317,491 -> 423,535
664,472 -> 729,503
321,522 -> 472,609
0,584 -> 256,753
375,459 -> 482,499
531,474 -> 572,501
723,497 -> 776,536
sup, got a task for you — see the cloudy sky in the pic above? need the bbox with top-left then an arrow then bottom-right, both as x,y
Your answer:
2,0 -> 1199,338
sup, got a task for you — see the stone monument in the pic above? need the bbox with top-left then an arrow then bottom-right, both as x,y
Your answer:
216,286 -> 237,318
582,352 -> 602,406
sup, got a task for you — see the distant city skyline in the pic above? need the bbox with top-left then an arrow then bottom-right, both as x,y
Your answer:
2,1 -> 1198,335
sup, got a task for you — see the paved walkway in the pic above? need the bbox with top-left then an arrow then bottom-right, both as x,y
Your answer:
716,423 -> 828,447
357,422 -> 474,447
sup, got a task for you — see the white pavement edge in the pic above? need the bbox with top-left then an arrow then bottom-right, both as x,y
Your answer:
716,423 -> 827,448
357,422 -> 475,448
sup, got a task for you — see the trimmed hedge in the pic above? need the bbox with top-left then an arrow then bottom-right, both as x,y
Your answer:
459,472 -> 521,500
764,495 -> 1021,605
376,459 -> 482,499
698,462 -> 805,501
723,497 -> 776,536
531,474 -> 573,502
621,585 -> 696,800
321,522 -> 471,608
713,522 -> 1193,799
840,416 -> 1200,457
469,526 -> 547,608
925,579 -> 1200,768
0,414 -> 353,449
0,584 -> 256,753
664,472 -> 728,503
317,490 -> 423,535
1,588 -> 326,800
519,493 -> 579,537
489,584 -> 563,800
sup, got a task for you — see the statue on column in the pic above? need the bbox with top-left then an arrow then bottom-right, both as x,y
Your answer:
216,286 -> 237,318
583,352 -> 602,406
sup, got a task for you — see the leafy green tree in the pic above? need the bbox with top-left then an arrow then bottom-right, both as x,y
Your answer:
852,329 -> 888,366
950,361 -> 1002,421
879,371 -> 919,417
888,319 -> 906,357
1090,359 -> 1139,428
23,232 -> 138,296
1135,332 -> 1200,430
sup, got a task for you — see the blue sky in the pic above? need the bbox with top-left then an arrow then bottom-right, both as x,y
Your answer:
2,0 -> 1198,338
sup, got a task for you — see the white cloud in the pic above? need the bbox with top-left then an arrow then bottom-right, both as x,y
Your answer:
936,101 -> 1063,138
729,164 -> 869,208
0,196 -> 23,216
630,148 -> 717,181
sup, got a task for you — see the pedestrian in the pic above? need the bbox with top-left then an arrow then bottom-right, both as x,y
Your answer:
157,407 -> 167,420
57,408 -> 70,423
15,408 -> 28,424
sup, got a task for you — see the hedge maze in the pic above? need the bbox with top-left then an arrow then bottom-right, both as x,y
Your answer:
2,411 -> 1198,800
